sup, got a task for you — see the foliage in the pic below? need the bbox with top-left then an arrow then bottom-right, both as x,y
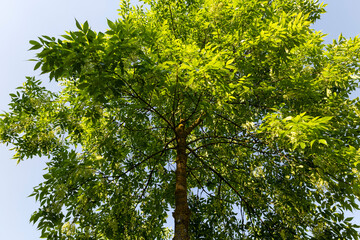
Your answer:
2,0 -> 360,239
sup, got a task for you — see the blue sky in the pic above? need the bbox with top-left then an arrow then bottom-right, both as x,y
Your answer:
0,0 -> 359,239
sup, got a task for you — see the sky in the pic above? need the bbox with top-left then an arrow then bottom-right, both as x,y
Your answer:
0,0 -> 359,239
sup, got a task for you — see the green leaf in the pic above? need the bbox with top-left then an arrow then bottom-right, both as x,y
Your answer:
310,139 -> 316,148
226,58 -> 235,66
29,211 -> 41,224
34,61 -> 42,70
318,139 -> 328,146
83,20 -> 89,33
75,19 -> 82,30
43,174 -> 51,180
29,40 -> 40,46
29,45 -> 42,50
61,34 -> 73,41
29,40 -> 42,50
107,19 -> 116,30
42,35 -> 54,42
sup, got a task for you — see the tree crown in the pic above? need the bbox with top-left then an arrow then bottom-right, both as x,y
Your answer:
2,0 -> 360,239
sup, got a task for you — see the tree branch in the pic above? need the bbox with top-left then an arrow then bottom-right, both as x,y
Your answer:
181,92 -> 203,126
188,169 -> 232,203
110,137 -> 176,180
188,136 -> 267,154
186,146 -> 273,235
185,112 -> 205,135
136,168 -> 155,208
113,71 -> 175,130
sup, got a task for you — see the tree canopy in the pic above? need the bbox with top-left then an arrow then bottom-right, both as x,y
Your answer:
2,0 -> 360,239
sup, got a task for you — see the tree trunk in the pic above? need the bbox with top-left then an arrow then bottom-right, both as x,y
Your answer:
173,122 -> 190,240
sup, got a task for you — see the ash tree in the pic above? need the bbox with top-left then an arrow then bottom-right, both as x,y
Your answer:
2,0 -> 360,239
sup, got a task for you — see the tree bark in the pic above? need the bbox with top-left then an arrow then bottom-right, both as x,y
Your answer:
173,121 -> 190,240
